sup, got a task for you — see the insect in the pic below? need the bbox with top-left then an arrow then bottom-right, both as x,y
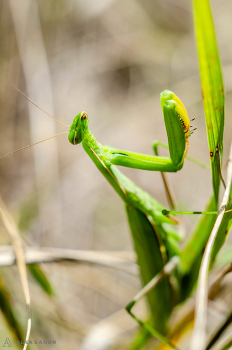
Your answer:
66,90 -> 232,348
1,89 -> 231,349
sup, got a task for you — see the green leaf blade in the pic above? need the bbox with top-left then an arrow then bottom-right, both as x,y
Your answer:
180,194 -> 217,301
193,0 -> 225,204
126,205 -> 173,336
28,264 -> 54,296
0,276 -> 24,341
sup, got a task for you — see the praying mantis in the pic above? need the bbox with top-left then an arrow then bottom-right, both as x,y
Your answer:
2,88 -> 232,348
67,89 -> 232,348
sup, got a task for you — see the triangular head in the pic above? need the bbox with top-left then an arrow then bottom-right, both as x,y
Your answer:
68,111 -> 89,145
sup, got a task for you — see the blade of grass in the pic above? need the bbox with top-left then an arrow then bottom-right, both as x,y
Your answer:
180,194 -> 232,302
0,275 -> 24,341
27,264 -> 54,296
180,194 -> 217,301
212,335 -> 232,350
0,197 -> 31,349
155,258 -> 232,350
126,205 -> 173,337
193,0 -> 225,204
215,246 -> 232,269
0,246 -> 137,274
206,310 -> 232,350
190,142 -> 232,350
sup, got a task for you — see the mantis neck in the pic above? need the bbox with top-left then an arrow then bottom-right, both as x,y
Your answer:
83,129 -> 100,151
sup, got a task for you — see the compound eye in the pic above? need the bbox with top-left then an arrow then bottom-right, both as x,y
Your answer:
68,130 -> 76,145
81,111 -> 88,121
68,130 -> 81,145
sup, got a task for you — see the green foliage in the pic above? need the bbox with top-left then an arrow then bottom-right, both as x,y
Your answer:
180,194 -> 217,301
1,0 -> 231,348
0,276 -> 23,341
126,205 -> 172,335
28,264 -> 54,296
193,0 -> 225,204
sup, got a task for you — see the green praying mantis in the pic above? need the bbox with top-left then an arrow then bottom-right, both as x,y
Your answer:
2,88 -> 232,349
67,90 -> 232,348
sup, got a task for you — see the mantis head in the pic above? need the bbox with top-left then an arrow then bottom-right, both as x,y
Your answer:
160,90 -> 191,166
68,111 -> 89,145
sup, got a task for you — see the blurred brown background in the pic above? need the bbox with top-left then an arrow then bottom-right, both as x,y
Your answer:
0,0 -> 232,348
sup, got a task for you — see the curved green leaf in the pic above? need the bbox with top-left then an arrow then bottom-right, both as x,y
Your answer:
28,264 -> 54,296
126,205 -> 173,336
0,276 -> 23,341
193,0 -> 225,204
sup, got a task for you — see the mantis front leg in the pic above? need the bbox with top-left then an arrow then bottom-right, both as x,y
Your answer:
66,91 -> 193,341
104,90 -> 191,172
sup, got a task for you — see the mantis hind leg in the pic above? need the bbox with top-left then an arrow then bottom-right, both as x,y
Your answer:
125,256 -> 180,349
152,141 -> 177,210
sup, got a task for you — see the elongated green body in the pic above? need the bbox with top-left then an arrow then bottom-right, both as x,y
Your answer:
67,96 -> 189,335
66,90 -> 232,346
68,91 -> 224,342
80,130 -> 180,333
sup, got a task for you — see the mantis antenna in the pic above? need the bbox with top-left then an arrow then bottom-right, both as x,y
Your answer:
0,131 -> 67,159
11,84 -> 69,127
0,85 -> 70,158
